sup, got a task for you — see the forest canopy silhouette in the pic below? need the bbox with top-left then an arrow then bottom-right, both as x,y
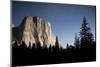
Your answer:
12,17 -> 96,66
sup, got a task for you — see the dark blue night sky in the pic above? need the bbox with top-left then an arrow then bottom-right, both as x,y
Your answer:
12,1 -> 96,48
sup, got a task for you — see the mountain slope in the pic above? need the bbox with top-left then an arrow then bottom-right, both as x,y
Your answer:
12,16 -> 56,48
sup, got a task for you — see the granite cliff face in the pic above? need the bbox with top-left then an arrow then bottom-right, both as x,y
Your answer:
12,16 -> 56,48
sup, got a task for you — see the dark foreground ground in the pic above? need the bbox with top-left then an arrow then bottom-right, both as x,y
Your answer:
12,44 -> 96,67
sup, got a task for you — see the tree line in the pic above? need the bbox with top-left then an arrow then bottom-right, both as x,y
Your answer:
12,17 -> 96,66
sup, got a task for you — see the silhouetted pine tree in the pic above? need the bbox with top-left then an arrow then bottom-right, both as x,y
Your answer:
49,45 -> 52,52
37,41 -> 41,49
66,43 -> 69,49
28,42 -> 31,48
80,17 -> 94,48
20,41 -> 26,48
69,45 -> 74,49
55,36 -> 59,49
74,33 -> 80,48
32,43 -> 35,48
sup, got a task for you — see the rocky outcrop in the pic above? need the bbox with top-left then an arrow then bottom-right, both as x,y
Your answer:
12,16 -> 56,48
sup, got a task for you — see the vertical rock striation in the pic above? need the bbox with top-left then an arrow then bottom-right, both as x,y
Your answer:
12,16 -> 56,48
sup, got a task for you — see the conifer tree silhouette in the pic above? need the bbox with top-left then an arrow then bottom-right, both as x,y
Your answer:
74,33 -> 80,48
55,36 -> 59,49
80,17 -> 94,48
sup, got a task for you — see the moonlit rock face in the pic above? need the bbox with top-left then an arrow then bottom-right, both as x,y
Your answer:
20,16 -> 35,47
16,16 -> 56,48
